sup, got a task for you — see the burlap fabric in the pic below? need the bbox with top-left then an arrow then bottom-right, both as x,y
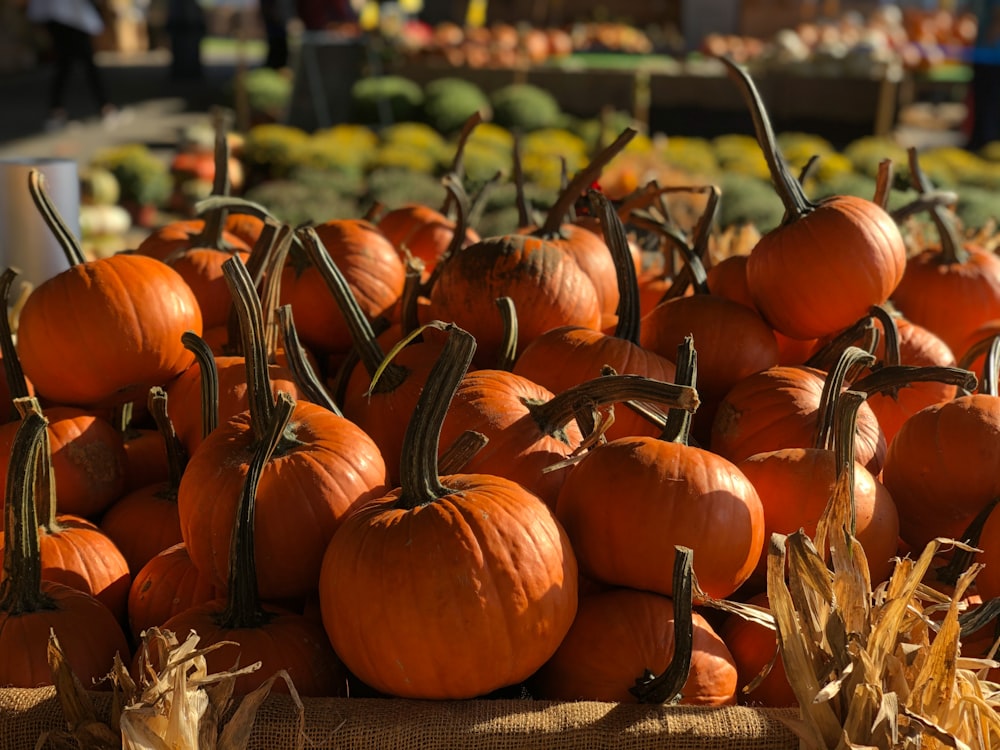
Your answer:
2,687 -> 801,749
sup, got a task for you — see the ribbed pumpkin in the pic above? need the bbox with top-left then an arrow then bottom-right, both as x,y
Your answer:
177,258 -> 387,600
718,593 -> 796,707
18,171 -> 202,408
723,59 -> 906,341
319,326 -> 578,699
0,412 -> 129,688
555,339 -> 765,599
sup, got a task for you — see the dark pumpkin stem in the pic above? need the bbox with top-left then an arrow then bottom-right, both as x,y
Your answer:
873,159 -> 894,210
691,186 -> 721,264
146,387 -> 187,491
814,346 -> 875,453
629,546 -> 694,704
960,594 -> 1000,640
13,398 -> 59,533
937,496 -> 1000,588
181,331 -> 220,440
276,304 -> 342,416
440,111 -> 482,217
419,173 -> 470,298
907,147 -> 968,265
661,337 -> 698,445
495,297 -> 519,372
980,336 -> 1000,398
195,195 -> 275,224
398,257 -> 424,340
395,325 -> 476,511
851,365 -> 977,400
805,316 -> 879,372
0,269 -> 31,415
222,256 -> 274,443
364,200 -> 385,224
468,169 -> 503,229
870,305 -> 901,369
192,127 -> 231,251
832,389 -> 868,538
528,373 -> 700,438
28,170 -> 85,268
259,225 -> 295,363
798,154 -> 821,186
539,128 -> 637,236
512,131 -> 531,228
297,227 -> 406,393
720,57 -> 813,224
219,391 -> 295,630
0,411 -> 53,615
222,220 -> 281,357
439,430 -> 489,475
589,190 -> 641,345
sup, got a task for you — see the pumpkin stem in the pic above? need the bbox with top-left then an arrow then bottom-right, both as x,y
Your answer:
0,411 -> 54,615
720,57 -> 813,224
870,305 -> 901,369
181,331 -> 220,440
259,225 -> 295,363
468,169 -> 503,230
439,430 -> 489,475
13,398 -> 60,533
147,387 -> 187,491
980,336 -> 1000,398
528,373 -> 700,439
192,127 -> 231,251
797,154 -> 821,186
539,128 -> 637,237
873,159 -> 894,210
661,337 -> 698,445
589,190 -> 641,345
222,256 -> 274,443
395,325 -> 476,510
276,304 -> 342,416
218,391 -> 295,630
629,546 -> 695,704
398,257 -> 425,340
851,364 -> 977,400
0,269 -> 31,416
419,174 -> 470,298
831,389 -> 868,541
27,170 -> 85,268
805,314 -> 879,372
440,111 -> 482,218
297,227 -> 407,394
936,497 -> 1000,588
495,297 -> 518,372
221,221 -> 281,357
907,147 -> 968,265
813,346 -> 875,452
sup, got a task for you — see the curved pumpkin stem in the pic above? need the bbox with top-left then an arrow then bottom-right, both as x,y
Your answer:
419,173 -> 470,298
147,387 -> 187,493
222,256 -> 273,443
590,190 -> 641,345
851,364 -> 977,400
220,221 -> 282,357
873,159 -> 894,210
398,257 -> 425,340
439,430 -> 489,475
937,496 -> 1000,588
804,315 -> 879,372
539,128 -> 637,237
182,331 -> 220,440
276,304 -> 341,416
219,390 -> 295,630
14,398 -> 59,534
495,296 -> 518,372
661,337 -> 698,445
720,57 -> 813,225
629,546 -> 694,704
512,131 -> 531,229
395,324 -> 476,510
908,147 -> 967,265
189,125 -> 231,253
0,411 -> 52,615
259,224 -> 295,363
440,111 -> 482,218
0,269 -> 31,415
813,346 -> 875,453
817,388 -> 868,553
28,170 -> 85,268
980,336 -> 1000,398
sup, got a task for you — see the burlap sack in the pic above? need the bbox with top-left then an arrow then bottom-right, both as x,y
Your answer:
2,687 -> 801,749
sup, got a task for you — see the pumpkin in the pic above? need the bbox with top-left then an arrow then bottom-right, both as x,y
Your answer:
513,190 -> 677,441
177,257 -> 387,600
161,391 -> 348,697
889,148 -> 1000,355
718,593 -> 797,707
18,171 -> 202,408
319,326 -> 578,699
0,412 -> 129,688
555,338 -> 765,599
723,58 -> 906,341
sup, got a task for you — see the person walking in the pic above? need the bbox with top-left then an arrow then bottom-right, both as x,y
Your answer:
27,0 -> 118,129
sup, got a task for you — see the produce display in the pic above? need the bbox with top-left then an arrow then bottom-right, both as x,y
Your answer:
5,56 -> 1000,749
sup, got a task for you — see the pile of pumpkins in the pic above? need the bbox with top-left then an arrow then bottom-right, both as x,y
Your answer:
1,59 -> 1000,718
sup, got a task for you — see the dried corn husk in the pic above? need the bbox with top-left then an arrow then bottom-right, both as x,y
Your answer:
44,627 -> 303,750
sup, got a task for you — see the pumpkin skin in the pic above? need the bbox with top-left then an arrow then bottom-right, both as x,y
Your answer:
718,592 -> 797,707
379,203 -> 480,280
711,365 -> 887,476
746,196 -> 906,341
319,474 -> 579,700
17,254 -> 202,408
177,401 -> 388,600
127,542 -> 220,643
738,448 -> 900,587
0,581 -> 129,688
134,220 -> 248,262
530,587 -> 738,705
555,436 -> 765,600
882,394 -> 1000,551
281,220 -> 406,356
99,481 -> 183,576
426,233 -> 602,367
166,247 -> 251,329
890,244 -> 1000,356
